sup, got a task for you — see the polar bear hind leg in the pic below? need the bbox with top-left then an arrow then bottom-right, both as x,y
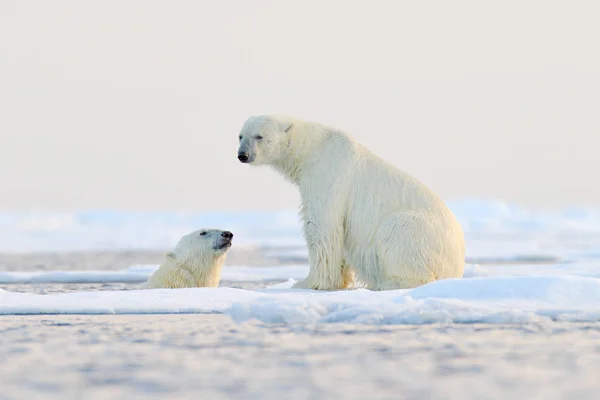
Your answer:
371,211 -> 463,290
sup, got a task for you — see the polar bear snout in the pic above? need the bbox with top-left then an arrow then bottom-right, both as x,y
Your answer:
214,231 -> 233,250
238,139 -> 256,163
238,148 -> 255,163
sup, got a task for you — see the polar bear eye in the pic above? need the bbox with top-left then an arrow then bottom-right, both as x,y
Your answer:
238,135 -> 242,141
255,135 -> 263,140
199,231 -> 207,236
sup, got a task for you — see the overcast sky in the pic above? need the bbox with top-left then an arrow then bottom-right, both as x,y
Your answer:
1,0 -> 599,212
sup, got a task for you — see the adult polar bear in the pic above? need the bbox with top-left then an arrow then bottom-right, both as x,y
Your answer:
237,114 -> 465,291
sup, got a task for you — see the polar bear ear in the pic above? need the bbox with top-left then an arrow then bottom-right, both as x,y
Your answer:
280,122 -> 293,133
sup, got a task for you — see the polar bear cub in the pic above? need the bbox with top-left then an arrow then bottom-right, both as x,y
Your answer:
237,114 -> 466,291
140,229 -> 233,289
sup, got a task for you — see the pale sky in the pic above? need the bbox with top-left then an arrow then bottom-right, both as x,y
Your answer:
1,0 -> 599,212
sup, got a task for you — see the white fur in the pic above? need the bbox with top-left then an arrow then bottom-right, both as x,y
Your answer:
238,114 -> 465,291
139,229 -> 232,289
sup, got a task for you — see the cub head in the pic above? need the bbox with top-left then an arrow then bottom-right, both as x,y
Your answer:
167,229 -> 233,262
237,115 -> 293,165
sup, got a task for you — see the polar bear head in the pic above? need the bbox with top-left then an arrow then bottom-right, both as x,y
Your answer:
237,114 -> 294,166
167,229 -> 233,265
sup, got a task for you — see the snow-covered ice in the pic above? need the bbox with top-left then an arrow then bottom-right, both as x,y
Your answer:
2,199 -> 600,399
0,264 -> 311,284
2,266 -> 600,324
1,199 -> 600,325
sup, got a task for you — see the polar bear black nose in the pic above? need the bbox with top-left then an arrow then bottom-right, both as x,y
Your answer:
238,153 -> 249,162
222,231 -> 233,239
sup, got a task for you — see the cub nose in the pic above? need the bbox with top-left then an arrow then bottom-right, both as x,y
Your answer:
222,231 -> 233,239
238,153 -> 249,162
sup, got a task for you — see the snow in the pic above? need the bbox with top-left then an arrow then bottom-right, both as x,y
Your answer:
1,262 -> 599,285
229,275 -> 600,324
1,199 -> 600,325
0,264 -> 310,284
2,274 -> 600,325
1,263 -> 600,324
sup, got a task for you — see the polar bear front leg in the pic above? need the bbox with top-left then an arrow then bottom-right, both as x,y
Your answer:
293,217 -> 345,290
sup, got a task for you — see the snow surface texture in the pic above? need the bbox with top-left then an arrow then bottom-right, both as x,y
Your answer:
2,263 -> 600,324
0,265 -> 310,284
1,199 -> 600,325
1,262 -> 600,285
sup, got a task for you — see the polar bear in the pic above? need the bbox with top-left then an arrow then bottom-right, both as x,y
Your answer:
140,229 -> 233,289
237,114 -> 465,291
